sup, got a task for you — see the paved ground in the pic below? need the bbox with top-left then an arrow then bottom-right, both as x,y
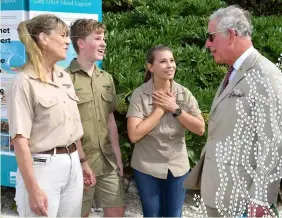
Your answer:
1,186 -> 199,217
2,186 -> 281,217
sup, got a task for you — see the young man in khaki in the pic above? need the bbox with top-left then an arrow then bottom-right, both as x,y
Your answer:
65,19 -> 125,217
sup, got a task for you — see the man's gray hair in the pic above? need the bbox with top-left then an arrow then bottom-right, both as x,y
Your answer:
210,5 -> 252,37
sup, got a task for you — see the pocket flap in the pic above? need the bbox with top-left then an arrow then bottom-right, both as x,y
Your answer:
176,93 -> 185,101
77,93 -> 92,104
38,96 -> 59,108
101,92 -> 113,103
143,105 -> 153,117
67,92 -> 79,101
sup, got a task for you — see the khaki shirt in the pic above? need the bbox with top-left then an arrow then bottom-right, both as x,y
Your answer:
7,65 -> 83,153
65,59 -> 117,176
127,79 -> 201,179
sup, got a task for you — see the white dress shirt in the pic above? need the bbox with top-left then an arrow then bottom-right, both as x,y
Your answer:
229,46 -> 254,81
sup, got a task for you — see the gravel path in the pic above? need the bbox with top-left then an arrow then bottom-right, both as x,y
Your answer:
1,186 -> 199,217
2,186 -> 281,217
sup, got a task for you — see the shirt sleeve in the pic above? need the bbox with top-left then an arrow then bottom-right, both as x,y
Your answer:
126,89 -> 144,119
7,77 -> 34,140
186,91 -> 202,117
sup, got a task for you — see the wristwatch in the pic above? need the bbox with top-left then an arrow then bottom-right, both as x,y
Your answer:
172,108 -> 182,117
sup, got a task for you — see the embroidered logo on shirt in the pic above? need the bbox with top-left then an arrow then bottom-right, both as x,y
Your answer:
62,84 -> 71,89
176,100 -> 185,108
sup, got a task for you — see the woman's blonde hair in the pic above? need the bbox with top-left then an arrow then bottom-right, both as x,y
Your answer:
17,14 -> 69,82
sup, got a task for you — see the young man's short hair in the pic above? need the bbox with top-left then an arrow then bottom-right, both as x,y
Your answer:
70,19 -> 106,53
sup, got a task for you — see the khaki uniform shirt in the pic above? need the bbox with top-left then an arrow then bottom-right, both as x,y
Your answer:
65,59 -> 117,176
7,65 -> 83,153
127,79 -> 201,179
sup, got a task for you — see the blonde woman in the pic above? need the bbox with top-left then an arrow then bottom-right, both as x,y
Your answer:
6,14 -> 95,217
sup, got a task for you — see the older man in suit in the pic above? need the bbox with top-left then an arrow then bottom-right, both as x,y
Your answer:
185,5 -> 282,217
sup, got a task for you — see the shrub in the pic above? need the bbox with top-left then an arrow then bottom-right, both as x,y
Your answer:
103,0 -> 282,168
225,0 -> 282,16
103,0 -> 133,12
252,16 -> 282,62
276,54 -> 282,71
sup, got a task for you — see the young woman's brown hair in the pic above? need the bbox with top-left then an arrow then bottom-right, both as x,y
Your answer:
144,45 -> 172,83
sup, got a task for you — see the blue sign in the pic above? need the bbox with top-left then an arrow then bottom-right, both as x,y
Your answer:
1,0 -> 102,187
29,0 -> 102,21
1,0 -> 28,10
0,41 -> 25,74
1,153 -> 18,187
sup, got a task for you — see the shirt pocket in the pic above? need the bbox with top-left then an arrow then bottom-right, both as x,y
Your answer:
143,105 -> 153,117
67,91 -> 79,102
142,95 -> 153,117
176,92 -> 187,110
66,91 -> 81,121
143,105 -> 163,135
76,92 -> 93,122
101,92 -> 113,114
170,93 -> 189,133
38,96 -> 59,108
168,112 -> 185,135
36,96 -> 64,127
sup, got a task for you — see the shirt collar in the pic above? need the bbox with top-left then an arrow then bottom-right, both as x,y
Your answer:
70,58 -> 101,77
233,46 -> 254,71
26,64 -> 64,86
142,79 -> 184,94
69,58 -> 82,73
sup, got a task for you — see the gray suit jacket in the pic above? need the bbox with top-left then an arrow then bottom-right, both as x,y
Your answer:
184,50 -> 282,213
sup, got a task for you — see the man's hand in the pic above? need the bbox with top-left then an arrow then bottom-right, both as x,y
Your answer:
117,161 -> 124,177
29,187 -> 48,216
82,162 -> 96,189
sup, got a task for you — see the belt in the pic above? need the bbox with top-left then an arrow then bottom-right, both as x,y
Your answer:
39,142 -> 77,155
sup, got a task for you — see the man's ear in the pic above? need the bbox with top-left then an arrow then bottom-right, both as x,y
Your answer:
228,29 -> 237,45
77,38 -> 85,49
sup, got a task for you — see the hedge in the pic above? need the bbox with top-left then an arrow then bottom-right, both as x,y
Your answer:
102,0 -> 282,168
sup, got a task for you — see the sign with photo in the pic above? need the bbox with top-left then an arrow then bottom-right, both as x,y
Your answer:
0,0 -> 102,187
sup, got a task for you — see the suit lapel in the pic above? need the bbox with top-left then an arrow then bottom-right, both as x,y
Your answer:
210,49 -> 260,115
210,70 -> 245,114
210,75 -> 227,114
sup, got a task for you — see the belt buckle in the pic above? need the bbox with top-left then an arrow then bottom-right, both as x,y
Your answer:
66,142 -> 76,154
65,146 -> 70,154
